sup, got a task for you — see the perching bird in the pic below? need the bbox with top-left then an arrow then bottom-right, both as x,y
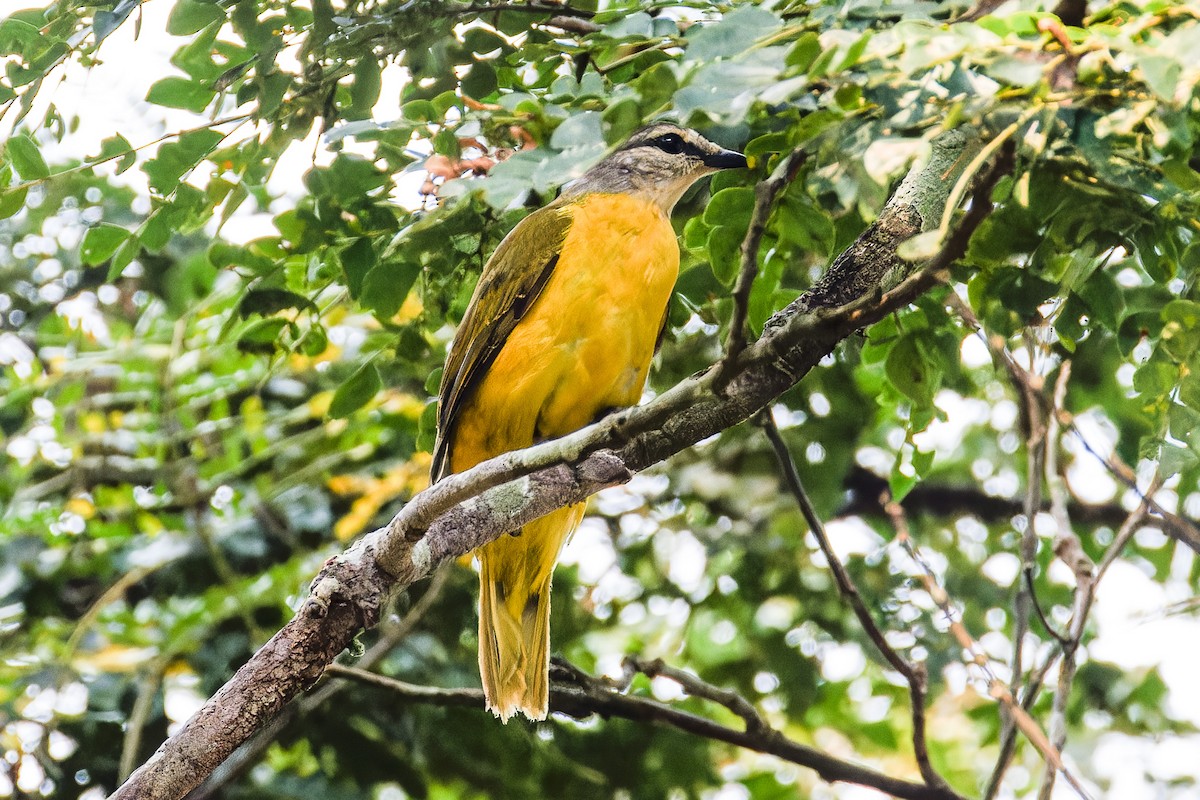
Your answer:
431,122 -> 747,721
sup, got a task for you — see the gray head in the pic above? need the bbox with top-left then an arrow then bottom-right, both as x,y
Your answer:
561,123 -> 747,212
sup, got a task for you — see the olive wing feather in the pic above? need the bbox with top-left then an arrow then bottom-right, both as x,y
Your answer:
431,203 -> 574,481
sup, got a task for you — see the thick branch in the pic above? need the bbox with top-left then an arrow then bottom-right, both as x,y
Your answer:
111,127 -> 997,800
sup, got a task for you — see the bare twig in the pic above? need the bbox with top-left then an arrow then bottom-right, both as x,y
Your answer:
65,565 -> 156,658
327,663 -> 967,800
0,114 -> 252,198
1037,362 -> 1094,800
1062,416 -> 1200,554
625,657 -> 767,734
448,2 -> 595,18
545,14 -> 601,33
760,412 -> 950,791
1097,492 -> 1157,580
984,495 -> 1153,800
714,148 -> 808,391
837,463 -> 1159,528
120,658 -> 168,782
883,501 -> 1094,800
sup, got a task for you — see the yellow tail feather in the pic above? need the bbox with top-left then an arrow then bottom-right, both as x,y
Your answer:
477,505 -> 583,721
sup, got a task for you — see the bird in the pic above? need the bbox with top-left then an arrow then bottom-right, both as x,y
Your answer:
431,122 -> 747,721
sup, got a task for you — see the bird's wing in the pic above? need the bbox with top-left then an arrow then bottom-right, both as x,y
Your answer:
431,202 -> 575,482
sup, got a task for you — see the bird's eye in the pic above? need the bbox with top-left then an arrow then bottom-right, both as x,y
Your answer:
655,134 -> 685,155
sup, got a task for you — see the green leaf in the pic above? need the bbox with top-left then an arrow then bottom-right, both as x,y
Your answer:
0,18 -> 45,52
299,323 -> 328,357
6,134 -> 48,180
1160,443 -> 1199,479
685,5 -> 782,62
147,76 -> 215,113
305,154 -> 388,206
1075,269 -> 1123,330
785,32 -> 822,72
461,62 -> 497,100
329,361 -> 382,418
1138,54 -> 1181,102
416,400 -> 438,453
143,128 -> 223,194
0,185 -> 27,219
80,224 -> 132,266
1160,299 -> 1200,361
886,334 -> 940,407
340,237 -> 377,299
361,260 -> 420,319
238,288 -> 316,317
776,194 -> 834,256
90,133 -> 136,174
237,317 -> 295,354
704,187 -> 754,232
706,226 -> 742,286
424,367 -> 443,397
106,235 -> 141,281
349,57 -> 382,119
550,112 -> 603,150
835,31 -> 872,71
1132,359 -> 1176,397
167,0 -> 226,36
94,0 -> 139,43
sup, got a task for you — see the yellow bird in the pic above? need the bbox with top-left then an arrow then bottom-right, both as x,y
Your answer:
431,123 -> 747,721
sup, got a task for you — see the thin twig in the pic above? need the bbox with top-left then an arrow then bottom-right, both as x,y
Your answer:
1037,362 -> 1093,800
327,663 -> 967,800
1097,492 -> 1157,580
984,496 -> 1153,800
447,2 -> 595,18
883,500 -> 1094,800
64,565 -> 155,657
945,287 -> 1071,784
120,658 -> 168,782
1061,415 -> 1200,553
0,114 -> 252,198
761,412 -> 950,793
626,657 -> 767,734
714,148 -> 808,392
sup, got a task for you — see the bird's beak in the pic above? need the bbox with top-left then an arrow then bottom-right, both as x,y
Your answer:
702,148 -> 748,170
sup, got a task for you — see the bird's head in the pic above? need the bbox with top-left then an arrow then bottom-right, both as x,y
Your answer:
565,123 -> 748,212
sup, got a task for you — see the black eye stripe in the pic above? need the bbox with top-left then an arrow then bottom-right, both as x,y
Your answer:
648,134 -> 706,158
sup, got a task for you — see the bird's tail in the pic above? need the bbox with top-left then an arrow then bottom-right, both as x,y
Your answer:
477,504 -> 584,721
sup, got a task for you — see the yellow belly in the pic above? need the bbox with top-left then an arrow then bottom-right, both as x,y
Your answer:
450,191 -> 680,469
450,191 -> 679,719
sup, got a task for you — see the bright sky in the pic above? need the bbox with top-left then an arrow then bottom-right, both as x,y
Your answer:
2,1 -> 1198,798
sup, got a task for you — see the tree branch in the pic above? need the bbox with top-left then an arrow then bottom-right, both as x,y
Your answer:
837,464 -> 1153,528
111,126 -> 1000,800
714,148 -> 808,391
882,500 -> 1094,800
761,412 -> 952,794
325,662 -> 965,800
184,566 -> 452,800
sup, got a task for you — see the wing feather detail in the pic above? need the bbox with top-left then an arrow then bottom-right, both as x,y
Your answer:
431,203 -> 574,481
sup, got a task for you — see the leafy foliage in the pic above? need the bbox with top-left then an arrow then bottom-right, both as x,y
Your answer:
2,0 -> 1200,798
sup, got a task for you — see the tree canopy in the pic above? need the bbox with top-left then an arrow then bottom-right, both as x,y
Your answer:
2,1 -> 1200,799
